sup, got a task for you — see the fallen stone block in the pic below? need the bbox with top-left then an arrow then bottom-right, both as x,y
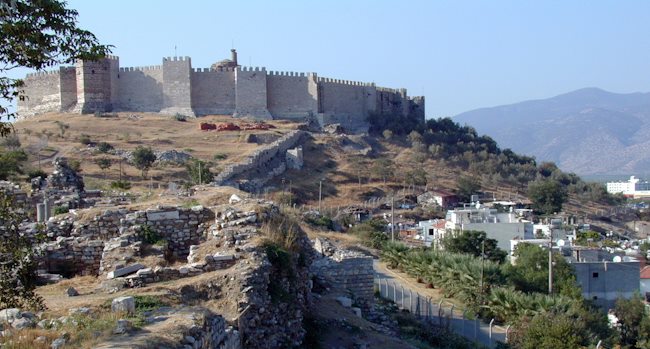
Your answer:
111,296 -> 135,315
336,296 -> 352,308
107,263 -> 145,279
213,254 -> 234,261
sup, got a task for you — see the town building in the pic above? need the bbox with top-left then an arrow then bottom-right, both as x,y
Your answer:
606,176 -> 650,198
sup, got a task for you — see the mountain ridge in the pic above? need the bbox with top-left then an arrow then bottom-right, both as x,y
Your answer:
454,88 -> 650,175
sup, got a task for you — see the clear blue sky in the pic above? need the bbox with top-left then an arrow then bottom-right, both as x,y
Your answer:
8,0 -> 650,117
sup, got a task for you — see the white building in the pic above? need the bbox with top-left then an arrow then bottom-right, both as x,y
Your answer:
417,219 -> 447,248
445,203 -> 534,252
606,176 -> 650,198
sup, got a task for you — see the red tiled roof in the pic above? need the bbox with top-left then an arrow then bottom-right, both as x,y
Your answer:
640,266 -> 650,279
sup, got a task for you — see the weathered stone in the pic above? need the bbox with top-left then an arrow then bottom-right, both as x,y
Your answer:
111,296 -> 135,314
11,317 -> 34,329
113,319 -> 132,334
66,286 -> 79,297
336,296 -> 352,308
51,337 -> 66,349
0,308 -> 21,323
107,263 -> 145,279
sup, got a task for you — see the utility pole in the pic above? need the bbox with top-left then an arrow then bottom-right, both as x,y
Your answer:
318,179 -> 323,213
391,195 -> 395,242
548,228 -> 553,295
198,161 -> 202,185
479,239 -> 485,303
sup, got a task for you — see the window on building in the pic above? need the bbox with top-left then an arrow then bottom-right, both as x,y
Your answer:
592,272 -> 599,278
428,229 -> 434,236
593,296 -> 598,300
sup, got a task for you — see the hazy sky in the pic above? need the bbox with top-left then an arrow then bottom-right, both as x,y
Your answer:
8,0 -> 650,117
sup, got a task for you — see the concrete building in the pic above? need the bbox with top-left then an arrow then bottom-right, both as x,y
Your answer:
417,219 -> 447,248
606,176 -> 650,198
641,266 -> 650,300
573,261 -> 639,309
444,204 -> 534,252
17,50 -> 425,133
417,190 -> 459,209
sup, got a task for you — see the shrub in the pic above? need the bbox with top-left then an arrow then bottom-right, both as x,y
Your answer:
139,225 -> 163,245
173,113 -> 187,122
110,180 -> 131,190
213,153 -> 228,161
306,215 -> 334,230
53,205 -> 69,215
96,141 -> 113,153
131,146 -> 157,178
79,134 -> 92,145
26,169 -> 47,179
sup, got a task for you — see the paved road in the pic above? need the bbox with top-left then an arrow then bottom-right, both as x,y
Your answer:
373,259 -> 508,348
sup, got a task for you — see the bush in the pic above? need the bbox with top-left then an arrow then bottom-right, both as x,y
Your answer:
26,169 -> 47,179
132,146 -> 157,178
173,113 -> 187,122
79,134 -> 92,145
139,225 -> 163,245
110,180 -> 131,190
306,215 -> 334,230
96,141 -> 113,153
53,205 -> 69,215
348,218 -> 389,249
213,153 -> 228,161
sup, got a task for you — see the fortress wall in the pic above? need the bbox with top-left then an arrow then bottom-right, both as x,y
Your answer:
162,56 -> 194,116
191,69 -> 236,115
318,79 -> 374,132
59,67 -> 78,112
17,70 -> 62,118
266,72 -> 318,119
73,58 -> 115,113
376,87 -> 408,116
234,67 -> 271,119
117,66 -> 163,112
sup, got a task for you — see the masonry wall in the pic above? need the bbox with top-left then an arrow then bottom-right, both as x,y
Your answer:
18,71 -> 62,117
574,262 -> 639,309
117,67 -> 163,112
59,67 -> 78,112
191,68 -> 236,115
318,79 -> 375,132
162,56 -> 194,116
234,67 -> 271,119
73,56 -> 118,113
266,72 -> 318,119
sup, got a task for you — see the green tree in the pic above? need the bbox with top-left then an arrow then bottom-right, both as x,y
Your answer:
614,294 -> 650,348
185,159 -> 213,185
131,146 -> 156,178
0,149 -> 28,180
94,157 -> 112,177
503,243 -> 581,298
370,158 -> 395,184
456,175 -> 481,202
509,312 -> 590,349
527,179 -> 568,215
1,0 -> 111,135
0,191 -> 44,309
442,230 -> 507,263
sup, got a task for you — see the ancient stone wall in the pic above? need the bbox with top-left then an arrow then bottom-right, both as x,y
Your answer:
117,66 -> 163,112
233,67 -> 271,119
266,71 -> 318,119
213,130 -> 305,190
311,239 -> 375,308
191,68 -> 236,115
17,70 -> 62,117
17,53 -> 425,131
161,56 -> 194,116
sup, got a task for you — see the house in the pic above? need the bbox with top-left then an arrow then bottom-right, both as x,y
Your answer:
445,203 -> 534,252
641,266 -> 650,300
572,261 -> 639,309
417,219 -> 447,248
417,190 -> 459,209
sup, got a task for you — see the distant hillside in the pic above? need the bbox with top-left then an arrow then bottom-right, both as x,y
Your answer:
454,88 -> 650,175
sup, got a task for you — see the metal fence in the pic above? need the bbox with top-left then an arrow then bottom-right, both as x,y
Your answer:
375,277 -> 510,348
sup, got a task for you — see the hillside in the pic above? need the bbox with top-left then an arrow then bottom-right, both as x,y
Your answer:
4,111 -> 617,221
454,88 -> 650,175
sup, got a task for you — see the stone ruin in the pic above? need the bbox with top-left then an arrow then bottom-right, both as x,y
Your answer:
46,157 -> 84,192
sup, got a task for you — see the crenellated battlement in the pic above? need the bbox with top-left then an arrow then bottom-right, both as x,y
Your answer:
163,56 -> 191,62
237,66 -> 266,72
119,65 -> 162,72
318,77 -> 373,87
25,70 -> 61,78
191,67 -> 236,73
18,50 -> 424,132
267,71 -> 313,77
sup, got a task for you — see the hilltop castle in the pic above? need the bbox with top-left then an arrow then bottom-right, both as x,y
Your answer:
18,50 -> 424,132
